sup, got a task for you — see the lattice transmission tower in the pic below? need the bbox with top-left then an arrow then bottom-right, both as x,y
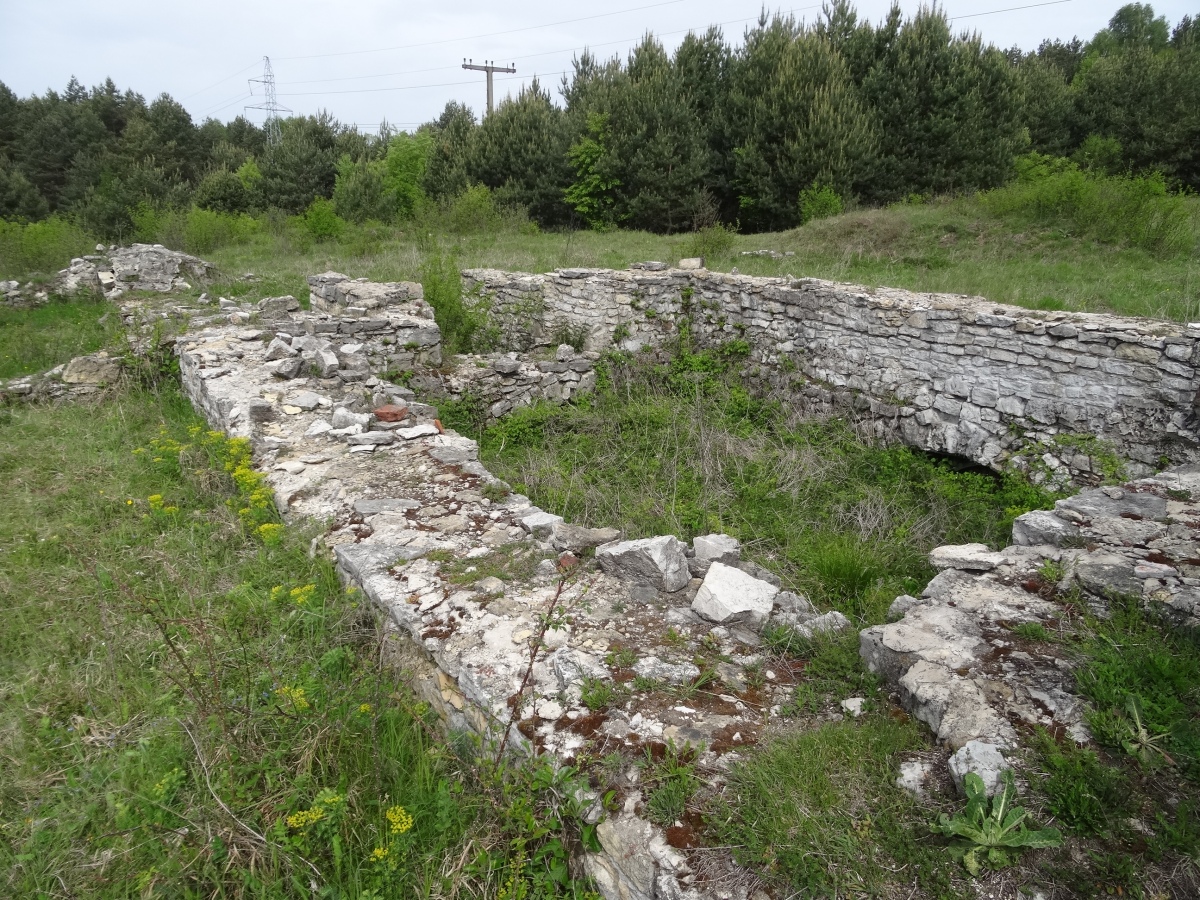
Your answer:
247,56 -> 291,146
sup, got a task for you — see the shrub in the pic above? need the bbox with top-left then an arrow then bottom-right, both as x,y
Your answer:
420,250 -> 494,354
0,216 -> 97,278
798,182 -> 845,224
982,153 -> 1195,255
684,223 -> 737,261
194,169 -> 251,214
300,198 -> 346,241
181,206 -> 262,254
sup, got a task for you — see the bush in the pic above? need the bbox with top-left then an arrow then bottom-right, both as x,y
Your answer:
420,250 -> 492,353
799,182 -> 845,224
684,223 -> 737,261
300,198 -> 346,241
180,206 -> 262,254
332,155 -> 394,224
0,216 -> 97,278
124,204 -> 262,255
982,153 -> 1195,255
194,169 -> 251,214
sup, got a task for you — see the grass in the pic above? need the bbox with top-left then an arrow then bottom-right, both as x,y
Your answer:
0,385 -> 597,899
0,294 -> 122,379
709,714 -> 965,898
456,354 -> 1056,625
6,185 -> 1198,323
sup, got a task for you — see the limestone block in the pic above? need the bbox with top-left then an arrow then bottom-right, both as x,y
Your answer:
896,760 -> 934,799
550,522 -> 622,553
597,535 -> 690,593
331,408 -> 371,429
691,561 -> 778,629
631,656 -> 700,685
1012,510 -> 1080,547
258,295 -> 300,316
519,509 -> 565,539
346,431 -> 396,447
948,740 -> 1011,796
929,543 -> 1005,571
692,533 -> 740,565
62,353 -> 122,385
264,337 -> 298,360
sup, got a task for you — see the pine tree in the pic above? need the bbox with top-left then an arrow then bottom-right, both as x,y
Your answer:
470,80 -> 573,226
859,6 -> 1025,202
727,16 -> 878,231
422,102 -> 476,201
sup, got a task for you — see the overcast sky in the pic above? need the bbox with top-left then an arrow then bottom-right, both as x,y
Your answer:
1,0 -> 1195,131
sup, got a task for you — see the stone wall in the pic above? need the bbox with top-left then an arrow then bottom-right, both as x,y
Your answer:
463,265 -> 1200,485
410,345 -> 599,420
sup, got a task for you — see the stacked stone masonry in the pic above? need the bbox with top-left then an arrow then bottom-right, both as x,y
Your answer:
463,265 -> 1200,484
861,466 -> 1200,798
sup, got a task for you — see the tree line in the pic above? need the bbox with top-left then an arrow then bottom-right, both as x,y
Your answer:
1,2 -> 1196,239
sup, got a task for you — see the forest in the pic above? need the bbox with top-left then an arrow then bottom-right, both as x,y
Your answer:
0,1 -> 1197,240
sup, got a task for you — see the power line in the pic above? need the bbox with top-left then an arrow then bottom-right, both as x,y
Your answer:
951,0 -> 1075,21
198,90 -> 254,117
277,76 -> 520,98
275,0 -> 691,61
181,61 -> 262,101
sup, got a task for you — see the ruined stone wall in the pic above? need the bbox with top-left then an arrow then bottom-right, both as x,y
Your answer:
463,266 -> 1200,483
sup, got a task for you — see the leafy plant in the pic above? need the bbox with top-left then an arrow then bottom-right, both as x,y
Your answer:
798,182 -> 845,224
932,772 -> 1062,875
1117,694 -> 1176,770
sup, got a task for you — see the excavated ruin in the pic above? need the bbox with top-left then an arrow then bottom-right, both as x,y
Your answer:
7,251 -> 1200,900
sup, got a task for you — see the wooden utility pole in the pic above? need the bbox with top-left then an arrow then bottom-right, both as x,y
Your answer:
462,59 -> 516,117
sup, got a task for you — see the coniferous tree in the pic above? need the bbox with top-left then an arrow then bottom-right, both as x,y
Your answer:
1015,58 -> 1077,156
422,102 -> 477,201
859,6 -> 1024,201
470,80 -> 573,226
727,16 -> 878,231
258,114 -> 340,213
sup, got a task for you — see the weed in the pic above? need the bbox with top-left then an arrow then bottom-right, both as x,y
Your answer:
663,626 -> 688,647
1074,594 -> 1200,778
640,743 -> 699,827
711,717 -> 958,897
1032,728 -> 1131,836
932,771 -> 1062,876
1011,621 -> 1058,643
580,678 -> 620,711
1114,694 -> 1177,771
605,646 -> 637,669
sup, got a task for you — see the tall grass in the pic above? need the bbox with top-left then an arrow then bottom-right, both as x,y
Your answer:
453,351 -> 1056,624
0,217 -> 98,278
0,296 -> 121,378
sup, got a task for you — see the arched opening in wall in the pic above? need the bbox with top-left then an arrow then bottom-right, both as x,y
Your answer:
922,449 -> 1005,479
